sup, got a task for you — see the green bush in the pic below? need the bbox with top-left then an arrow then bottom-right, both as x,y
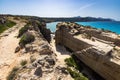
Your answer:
0,21 -> 16,34
19,33 -> 35,46
6,21 -> 16,28
18,24 -> 29,37
20,60 -> 27,66
67,67 -> 88,80
65,55 -> 88,80
65,57 -> 76,67
7,67 -> 19,80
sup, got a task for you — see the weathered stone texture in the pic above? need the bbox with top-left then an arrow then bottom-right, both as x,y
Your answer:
55,22 -> 120,80
55,24 -> 92,51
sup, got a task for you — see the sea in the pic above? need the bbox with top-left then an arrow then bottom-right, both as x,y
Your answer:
47,21 -> 120,34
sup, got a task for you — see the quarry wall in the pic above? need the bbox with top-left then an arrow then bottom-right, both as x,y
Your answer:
80,29 -> 120,46
55,27 -> 92,51
55,23 -> 120,80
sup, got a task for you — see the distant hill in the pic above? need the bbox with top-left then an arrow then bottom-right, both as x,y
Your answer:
0,14 -> 115,23
40,16 -> 115,23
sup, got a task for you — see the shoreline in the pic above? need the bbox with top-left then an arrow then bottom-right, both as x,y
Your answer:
47,21 -> 120,34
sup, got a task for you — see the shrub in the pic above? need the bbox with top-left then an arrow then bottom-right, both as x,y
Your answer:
20,60 -> 27,66
65,55 -> 88,80
7,67 -> 19,80
0,20 -> 16,34
65,57 -> 76,67
19,32 -> 35,47
67,67 -> 88,80
18,24 -> 29,37
6,21 -> 16,27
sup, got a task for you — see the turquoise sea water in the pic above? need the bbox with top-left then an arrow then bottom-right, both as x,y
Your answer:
47,21 -> 120,34
47,22 -> 59,32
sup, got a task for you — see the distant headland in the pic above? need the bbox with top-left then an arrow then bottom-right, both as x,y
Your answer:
0,14 -> 116,23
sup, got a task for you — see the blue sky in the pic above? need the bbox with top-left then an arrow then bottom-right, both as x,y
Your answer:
0,0 -> 120,20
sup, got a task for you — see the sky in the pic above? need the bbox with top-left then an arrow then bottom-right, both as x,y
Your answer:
0,0 -> 120,20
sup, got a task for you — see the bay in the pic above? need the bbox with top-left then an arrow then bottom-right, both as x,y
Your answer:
47,21 -> 120,34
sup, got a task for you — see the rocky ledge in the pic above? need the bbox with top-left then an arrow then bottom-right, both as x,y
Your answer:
55,22 -> 120,80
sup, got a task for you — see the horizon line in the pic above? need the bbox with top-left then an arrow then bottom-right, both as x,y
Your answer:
0,13 -> 118,21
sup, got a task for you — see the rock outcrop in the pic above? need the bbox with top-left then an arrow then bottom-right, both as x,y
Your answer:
0,16 -> 73,80
0,16 -> 7,24
55,22 -> 120,80
12,20 -> 71,80
31,21 -> 51,43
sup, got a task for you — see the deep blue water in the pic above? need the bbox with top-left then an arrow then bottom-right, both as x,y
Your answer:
47,21 -> 120,34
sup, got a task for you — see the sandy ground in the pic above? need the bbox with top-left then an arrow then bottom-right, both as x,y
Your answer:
50,35 -> 71,65
0,20 -> 26,80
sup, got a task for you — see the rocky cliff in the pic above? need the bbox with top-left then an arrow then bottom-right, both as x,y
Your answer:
0,16 -> 72,80
55,22 -> 120,80
11,20 -> 71,80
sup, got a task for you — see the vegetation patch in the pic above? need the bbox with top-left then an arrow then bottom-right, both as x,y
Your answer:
67,67 -> 88,80
0,20 -> 16,34
65,55 -> 88,80
20,60 -> 27,66
65,57 -> 77,67
7,67 -> 19,80
18,24 -> 29,37
19,32 -> 35,47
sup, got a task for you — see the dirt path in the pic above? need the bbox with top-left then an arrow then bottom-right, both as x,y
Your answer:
0,20 -> 26,80
0,23 -> 71,80
50,35 -> 71,65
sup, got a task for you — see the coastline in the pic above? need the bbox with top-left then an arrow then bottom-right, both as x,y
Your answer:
47,21 -> 120,34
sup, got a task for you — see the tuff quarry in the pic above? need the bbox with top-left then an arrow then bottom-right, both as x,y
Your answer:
55,22 -> 120,80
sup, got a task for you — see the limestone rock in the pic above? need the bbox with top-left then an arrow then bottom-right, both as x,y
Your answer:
45,57 -> 55,65
39,48 -> 53,55
34,67 -> 42,77
0,17 -> 6,24
15,46 -> 20,53
56,65 -> 68,74
25,44 -> 33,52
55,22 -> 120,80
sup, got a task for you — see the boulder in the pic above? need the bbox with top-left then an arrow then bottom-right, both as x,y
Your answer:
56,66 -> 68,74
25,44 -> 33,52
15,46 -> 20,53
61,67 -> 68,74
45,57 -> 55,65
0,17 -> 6,24
39,48 -> 53,55
34,67 -> 42,77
